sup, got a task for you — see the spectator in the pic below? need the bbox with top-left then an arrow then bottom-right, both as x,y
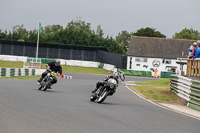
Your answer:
193,42 -> 200,58
154,68 -> 158,78
197,40 -> 200,48
187,45 -> 193,58
189,46 -> 196,58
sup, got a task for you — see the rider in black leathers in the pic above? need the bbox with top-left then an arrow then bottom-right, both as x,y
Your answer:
91,73 -> 119,93
38,59 -> 62,88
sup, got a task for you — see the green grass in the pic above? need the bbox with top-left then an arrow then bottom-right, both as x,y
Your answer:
41,64 -> 110,75
0,60 -> 23,68
61,65 -> 110,75
128,78 -> 179,103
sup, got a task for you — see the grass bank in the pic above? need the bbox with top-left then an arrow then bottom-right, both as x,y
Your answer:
0,60 -> 24,68
127,78 -> 184,104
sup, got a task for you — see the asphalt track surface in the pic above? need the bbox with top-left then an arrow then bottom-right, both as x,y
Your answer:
0,73 -> 200,133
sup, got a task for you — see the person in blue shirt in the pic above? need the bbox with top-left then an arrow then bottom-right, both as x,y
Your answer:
193,43 -> 200,58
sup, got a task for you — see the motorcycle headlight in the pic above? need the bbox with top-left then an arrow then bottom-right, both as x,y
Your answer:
110,84 -> 115,89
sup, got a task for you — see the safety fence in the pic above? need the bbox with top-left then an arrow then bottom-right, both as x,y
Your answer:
0,68 -> 45,77
186,58 -> 200,77
0,40 -> 127,69
170,75 -> 200,111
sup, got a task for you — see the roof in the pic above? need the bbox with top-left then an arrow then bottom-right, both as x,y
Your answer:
128,36 -> 195,59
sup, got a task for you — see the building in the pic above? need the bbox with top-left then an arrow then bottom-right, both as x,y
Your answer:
127,36 -> 194,77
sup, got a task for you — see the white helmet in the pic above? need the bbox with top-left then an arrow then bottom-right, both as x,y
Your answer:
56,59 -> 60,63
113,72 -> 119,79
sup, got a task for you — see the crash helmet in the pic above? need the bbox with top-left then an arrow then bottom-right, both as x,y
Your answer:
55,59 -> 61,66
113,72 -> 119,80
56,59 -> 61,63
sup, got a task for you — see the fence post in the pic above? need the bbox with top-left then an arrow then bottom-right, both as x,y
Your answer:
193,61 -> 198,76
198,60 -> 200,77
187,59 -> 191,76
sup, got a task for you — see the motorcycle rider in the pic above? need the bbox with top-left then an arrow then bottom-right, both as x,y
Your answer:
38,59 -> 62,88
91,72 -> 119,93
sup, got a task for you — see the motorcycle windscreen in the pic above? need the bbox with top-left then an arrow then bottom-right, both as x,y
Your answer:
107,78 -> 117,85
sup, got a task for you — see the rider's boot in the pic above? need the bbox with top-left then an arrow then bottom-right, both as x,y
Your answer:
48,83 -> 52,89
37,77 -> 43,84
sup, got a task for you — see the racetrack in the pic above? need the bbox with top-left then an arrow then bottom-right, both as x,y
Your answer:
0,73 -> 199,133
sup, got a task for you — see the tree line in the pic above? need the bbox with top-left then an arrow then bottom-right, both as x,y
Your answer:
0,18 -> 200,55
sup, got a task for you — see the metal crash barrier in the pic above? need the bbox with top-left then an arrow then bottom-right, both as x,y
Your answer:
170,75 -> 200,111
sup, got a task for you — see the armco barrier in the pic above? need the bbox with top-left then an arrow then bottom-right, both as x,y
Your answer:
0,68 -> 45,77
189,80 -> 200,111
0,55 -> 27,62
170,75 -> 200,111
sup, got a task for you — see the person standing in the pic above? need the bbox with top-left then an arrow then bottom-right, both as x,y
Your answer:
193,42 -> 200,58
154,68 -> 158,78
197,40 -> 200,48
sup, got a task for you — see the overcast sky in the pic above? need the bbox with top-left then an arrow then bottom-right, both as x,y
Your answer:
0,0 -> 199,38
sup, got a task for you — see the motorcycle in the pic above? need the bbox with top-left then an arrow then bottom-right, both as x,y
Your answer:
90,71 -> 125,103
38,70 -> 57,91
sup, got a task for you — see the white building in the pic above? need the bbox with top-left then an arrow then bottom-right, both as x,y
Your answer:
127,36 -> 194,77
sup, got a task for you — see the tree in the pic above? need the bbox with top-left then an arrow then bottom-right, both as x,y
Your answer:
116,31 -> 130,45
173,28 -> 200,40
26,29 -> 37,42
0,29 -> 7,40
96,25 -> 104,38
67,17 -> 91,33
115,30 -> 131,53
12,24 -> 28,41
133,27 -> 166,38
44,25 -> 63,35
0,19 -> 126,54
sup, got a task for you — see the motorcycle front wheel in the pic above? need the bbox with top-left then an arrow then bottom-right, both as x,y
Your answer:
90,93 -> 97,102
97,90 -> 108,103
42,80 -> 51,91
38,85 -> 42,90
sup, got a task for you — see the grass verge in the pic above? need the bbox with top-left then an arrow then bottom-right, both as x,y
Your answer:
127,78 -> 185,104
61,65 -> 110,75
0,60 -> 24,68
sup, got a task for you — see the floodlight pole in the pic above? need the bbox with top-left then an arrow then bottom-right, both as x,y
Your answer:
36,22 -> 40,63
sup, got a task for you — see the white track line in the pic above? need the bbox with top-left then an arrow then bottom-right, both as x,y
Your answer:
125,85 -> 200,121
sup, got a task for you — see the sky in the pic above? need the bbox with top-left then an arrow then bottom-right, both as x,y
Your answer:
0,0 -> 199,38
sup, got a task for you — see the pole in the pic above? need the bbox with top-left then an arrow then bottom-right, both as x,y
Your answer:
36,22 -> 40,63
